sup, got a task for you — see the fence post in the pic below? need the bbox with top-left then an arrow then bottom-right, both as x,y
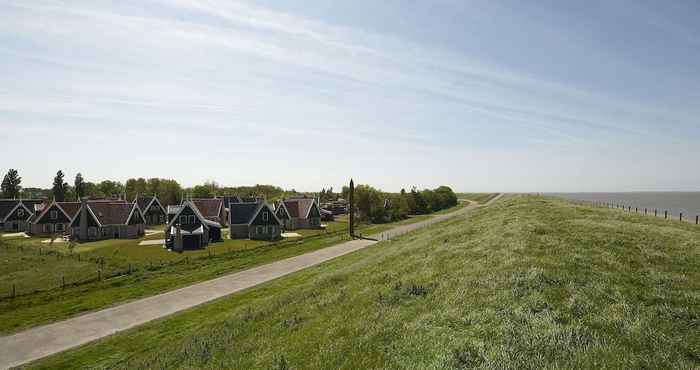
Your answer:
98,269 -> 101,281
665,211 -> 668,219
655,209 -> 657,217
696,215 -> 699,225
635,207 -> 638,213
645,208 -> 647,215
62,276 -> 65,290
680,213 -> 683,222
128,264 -> 132,274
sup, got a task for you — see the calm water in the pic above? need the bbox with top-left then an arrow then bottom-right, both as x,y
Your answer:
549,192 -> 700,220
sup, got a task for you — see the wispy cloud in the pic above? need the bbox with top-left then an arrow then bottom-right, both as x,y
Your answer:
1,0 -> 698,191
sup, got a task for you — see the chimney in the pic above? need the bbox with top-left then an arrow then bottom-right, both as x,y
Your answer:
79,197 -> 88,241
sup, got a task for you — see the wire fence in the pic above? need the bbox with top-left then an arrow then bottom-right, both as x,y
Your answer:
0,227 -> 355,301
569,199 -> 700,225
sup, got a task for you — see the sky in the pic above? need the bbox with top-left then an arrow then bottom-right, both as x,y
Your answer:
1,0 -> 699,192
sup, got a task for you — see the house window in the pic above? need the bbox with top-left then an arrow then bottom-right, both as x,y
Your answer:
50,210 -> 58,220
262,212 -> 268,221
88,227 -> 97,237
43,224 -> 53,233
179,215 -> 187,224
55,223 -> 64,232
256,226 -> 263,234
17,209 -> 24,217
188,215 -> 196,223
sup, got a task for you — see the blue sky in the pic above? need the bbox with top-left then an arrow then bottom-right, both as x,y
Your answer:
1,0 -> 699,192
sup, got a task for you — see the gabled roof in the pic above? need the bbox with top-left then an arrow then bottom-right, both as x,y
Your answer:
229,202 -> 280,226
88,202 -> 140,226
191,199 -> 223,220
229,202 -> 261,225
282,198 -> 318,219
32,200 -> 75,224
166,201 -> 221,230
0,199 -> 45,222
222,196 -> 242,209
136,196 -> 165,213
57,202 -> 81,219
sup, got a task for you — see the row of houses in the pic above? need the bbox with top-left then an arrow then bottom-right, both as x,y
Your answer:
0,198 -> 146,240
164,196 -> 325,249
1,195 -> 327,249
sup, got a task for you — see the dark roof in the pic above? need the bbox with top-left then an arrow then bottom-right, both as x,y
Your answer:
57,202 -> 81,219
229,202 -> 261,224
0,200 -> 20,220
136,196 -> 154,211
222,196 -> 242,207
283,198 -> 316,219
191,199 -> 223,219
88,203 -> 136,225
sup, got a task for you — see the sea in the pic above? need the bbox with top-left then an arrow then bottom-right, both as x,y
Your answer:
548,192 -> 700,220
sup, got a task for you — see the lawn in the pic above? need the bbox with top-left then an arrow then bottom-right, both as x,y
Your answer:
0,217 -> 431,334
457,192 -> 499,204
27,196 -> 700,369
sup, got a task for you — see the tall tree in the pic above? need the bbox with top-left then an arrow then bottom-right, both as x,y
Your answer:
52,170 -> 68,201
74,173 -> 86,200
1,169 -> 22,199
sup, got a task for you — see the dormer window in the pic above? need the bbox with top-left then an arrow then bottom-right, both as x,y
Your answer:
262,212 -> 269,221
188,215 -> 196,223
17,209 -> 24,217
50,210 -> 58,220
179,215 -> 187,224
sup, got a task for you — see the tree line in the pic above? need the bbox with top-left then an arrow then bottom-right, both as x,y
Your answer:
1,169 -> 293,206
340,184 -> 458,224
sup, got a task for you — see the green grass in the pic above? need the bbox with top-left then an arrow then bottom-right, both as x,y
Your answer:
27,195 -> 700,369
457,193 -> 499,203
0,216 -> 434,335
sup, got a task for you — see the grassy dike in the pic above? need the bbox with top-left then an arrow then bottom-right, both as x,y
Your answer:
27,196 -> 700,369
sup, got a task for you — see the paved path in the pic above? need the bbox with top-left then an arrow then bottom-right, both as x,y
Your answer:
0,194 -> 502,369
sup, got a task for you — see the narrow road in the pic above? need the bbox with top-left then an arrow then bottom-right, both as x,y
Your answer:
0,194 -> 502,369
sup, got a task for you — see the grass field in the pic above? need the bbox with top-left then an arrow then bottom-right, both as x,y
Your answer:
0,213 -> 442,335
457,193 -> 499,204
27,195 -> 700,369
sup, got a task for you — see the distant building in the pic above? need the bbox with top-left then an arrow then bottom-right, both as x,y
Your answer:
29,201 -> 81,236
275,197 -> 322,230
0,199 -> 43,232
164,201 -> 222,250
229,201 -> 282,240
135,195 -> 167,225
70,200 -> 146,241
190,198 -> 226,225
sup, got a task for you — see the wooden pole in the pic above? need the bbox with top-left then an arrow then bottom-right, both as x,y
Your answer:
696,215 -> 699,225
349,178 -> 355,238
680,213 -> 683,222
665,211 -> 668,219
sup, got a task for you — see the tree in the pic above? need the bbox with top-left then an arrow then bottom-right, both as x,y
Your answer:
98,180 -> 124,199
52,170 -> 68,201
191,185 -> 214,198
74,173 -> 86,200
1,169 -> 22,198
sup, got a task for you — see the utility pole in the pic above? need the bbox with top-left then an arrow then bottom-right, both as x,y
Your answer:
349,178 -> 355,238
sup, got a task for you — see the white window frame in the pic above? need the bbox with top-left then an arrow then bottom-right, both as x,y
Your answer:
55,223 -> 64,232
256,226 -> 263,234
17,209 -> 24,217
262,212 -> 269,221
50,210 -> 58,220
88,227 -> 97,237
188,215 -> 196,224
179,215 -> 187,224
